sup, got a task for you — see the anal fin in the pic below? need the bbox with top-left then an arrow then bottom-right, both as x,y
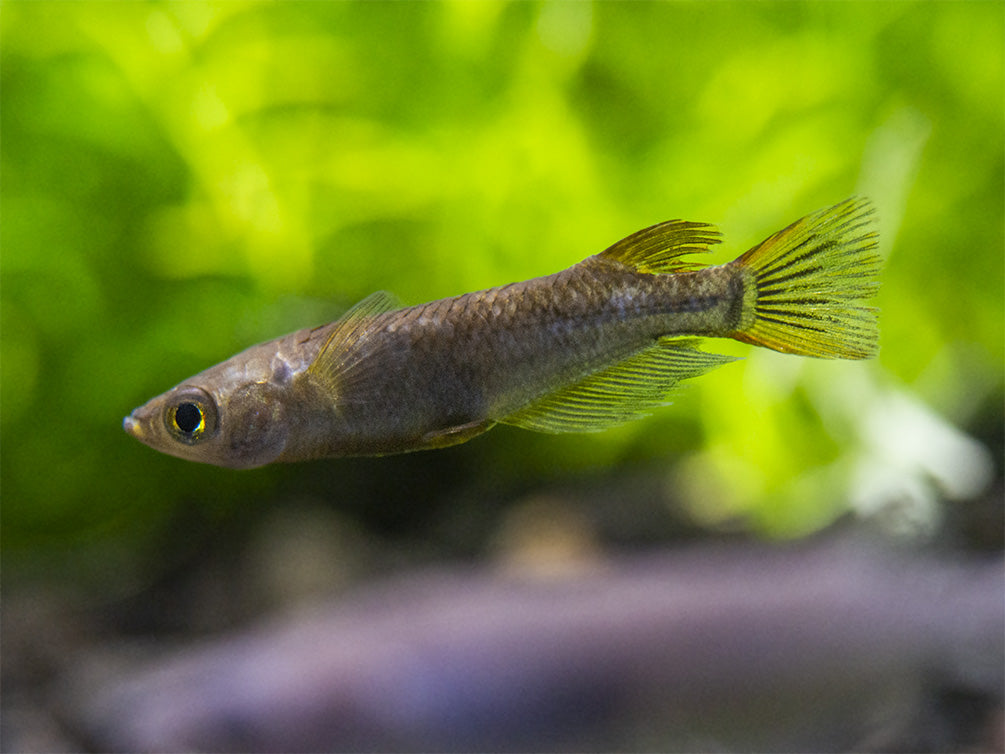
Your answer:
500,339 -> 738,434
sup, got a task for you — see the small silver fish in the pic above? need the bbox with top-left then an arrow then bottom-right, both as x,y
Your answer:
124,198 -> 880,468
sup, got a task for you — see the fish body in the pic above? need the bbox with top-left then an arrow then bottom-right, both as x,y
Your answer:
124,198 -> 880,468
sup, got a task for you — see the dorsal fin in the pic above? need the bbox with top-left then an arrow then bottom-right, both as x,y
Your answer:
307,291 -> 399,396
499,338 -> 738,433
598,220 -> 722,273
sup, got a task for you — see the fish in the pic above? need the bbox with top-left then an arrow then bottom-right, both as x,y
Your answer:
123,198 -> 881,468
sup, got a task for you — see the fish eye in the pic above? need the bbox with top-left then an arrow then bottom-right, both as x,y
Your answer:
175,402 -> 203,433
165,387 -> 218,445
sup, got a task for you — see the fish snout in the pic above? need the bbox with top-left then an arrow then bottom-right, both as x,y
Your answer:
123,412 -> 145,440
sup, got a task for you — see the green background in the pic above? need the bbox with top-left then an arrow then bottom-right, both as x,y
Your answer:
3,1 -> 1002,594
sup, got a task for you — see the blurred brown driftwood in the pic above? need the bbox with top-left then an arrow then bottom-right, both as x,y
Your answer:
64,535 -> 1003,753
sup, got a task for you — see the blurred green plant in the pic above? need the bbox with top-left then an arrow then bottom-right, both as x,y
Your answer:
2,1 -> 1001,588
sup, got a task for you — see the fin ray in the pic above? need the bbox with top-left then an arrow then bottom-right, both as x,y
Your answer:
731,197 -> 881,359
307,291 -> 399,395
500,338 -> 738,433
598,220 -> 722,273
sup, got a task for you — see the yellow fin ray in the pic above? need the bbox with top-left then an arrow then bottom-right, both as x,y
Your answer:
500,338 -> 738,433
731,197 -> 881,359
598,220 -> 722,273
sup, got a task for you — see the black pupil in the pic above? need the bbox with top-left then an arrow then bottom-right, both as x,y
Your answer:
175,402 -> 203,433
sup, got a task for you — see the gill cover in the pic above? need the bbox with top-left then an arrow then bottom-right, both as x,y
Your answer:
219,382 -> 290,468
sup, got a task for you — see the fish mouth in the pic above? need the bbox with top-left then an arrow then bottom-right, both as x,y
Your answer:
122,413 -> 144,440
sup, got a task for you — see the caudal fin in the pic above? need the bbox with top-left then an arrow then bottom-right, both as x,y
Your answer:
730,197 -> 882,359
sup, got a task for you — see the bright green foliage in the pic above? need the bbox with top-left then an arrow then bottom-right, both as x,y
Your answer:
2,1 -> 1002,585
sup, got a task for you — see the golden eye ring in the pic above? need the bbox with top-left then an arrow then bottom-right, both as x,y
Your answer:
164,387 -> 218,445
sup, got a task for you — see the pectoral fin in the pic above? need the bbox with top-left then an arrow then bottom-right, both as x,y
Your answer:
500,339 -> 738,433
307,291 -> 400,396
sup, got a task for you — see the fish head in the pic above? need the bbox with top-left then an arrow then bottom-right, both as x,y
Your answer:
123,347 -> 292,469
